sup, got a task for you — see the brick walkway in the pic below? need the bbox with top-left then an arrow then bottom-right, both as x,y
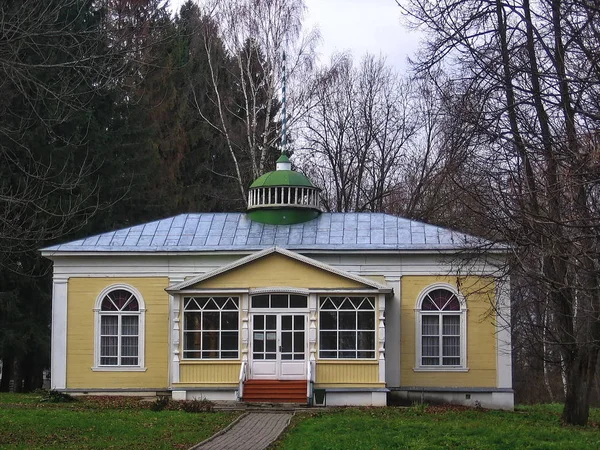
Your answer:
192,412 -> 292,450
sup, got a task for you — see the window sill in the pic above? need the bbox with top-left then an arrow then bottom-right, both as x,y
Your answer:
91,366 -> 147,372
413,367 -> 469,372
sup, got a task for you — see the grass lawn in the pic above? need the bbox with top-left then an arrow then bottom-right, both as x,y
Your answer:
275,404 -> 600,450
0,393 -> 240,449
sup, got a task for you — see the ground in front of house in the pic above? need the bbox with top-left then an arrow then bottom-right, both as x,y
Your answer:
0,394 -> 598,449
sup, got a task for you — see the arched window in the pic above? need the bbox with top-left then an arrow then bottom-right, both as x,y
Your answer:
417,286 -> 466,369
94,285 -> 145,370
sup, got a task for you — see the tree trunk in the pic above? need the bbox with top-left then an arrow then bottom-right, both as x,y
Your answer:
562,349 -> 598,425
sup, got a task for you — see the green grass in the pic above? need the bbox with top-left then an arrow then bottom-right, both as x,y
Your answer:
0,393 -> 240,449
275,404 -> 600,450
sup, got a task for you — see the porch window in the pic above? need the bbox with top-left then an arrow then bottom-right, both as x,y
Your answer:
183,296 -> 239,359
318,296 -> 376,359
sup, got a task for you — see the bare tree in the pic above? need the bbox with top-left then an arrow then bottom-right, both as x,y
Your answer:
298,53 -> 417,212
399,0 -> 600,425
193,0 -> 318,201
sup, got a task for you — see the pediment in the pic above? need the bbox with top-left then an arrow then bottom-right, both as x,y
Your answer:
167,247 -> 391,292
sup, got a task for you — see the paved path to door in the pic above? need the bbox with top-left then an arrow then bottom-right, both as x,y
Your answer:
192,412 -> 292,450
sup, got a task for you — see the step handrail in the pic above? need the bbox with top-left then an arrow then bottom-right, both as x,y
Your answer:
238,360 -> 248,401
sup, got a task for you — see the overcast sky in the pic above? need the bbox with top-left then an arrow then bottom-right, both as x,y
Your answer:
169,0 -> 420,72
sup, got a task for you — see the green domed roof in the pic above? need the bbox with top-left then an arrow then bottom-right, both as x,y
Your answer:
250,170 -> 315,188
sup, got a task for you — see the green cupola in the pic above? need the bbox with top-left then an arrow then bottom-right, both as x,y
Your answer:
247,154 -> 321,225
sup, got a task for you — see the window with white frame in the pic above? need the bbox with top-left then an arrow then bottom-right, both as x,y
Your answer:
183,296 -> 239,359
319,296 -> 375,359
418,287 -> 466,368
95,288 -> 144,368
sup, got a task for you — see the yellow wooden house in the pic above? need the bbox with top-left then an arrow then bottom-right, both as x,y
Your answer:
42,155 -> 513,408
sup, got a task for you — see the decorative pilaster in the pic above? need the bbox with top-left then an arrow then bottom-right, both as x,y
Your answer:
241,294 -> 249,362
169,277 -> 184,386
309,293 -> 317,361
51,277 -> 68,390
378,293 -> 386,383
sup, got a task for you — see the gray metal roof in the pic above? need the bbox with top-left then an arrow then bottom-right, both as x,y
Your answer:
40,213 -> 493,253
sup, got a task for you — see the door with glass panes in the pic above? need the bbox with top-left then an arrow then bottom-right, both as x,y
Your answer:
251,313 -> 307,379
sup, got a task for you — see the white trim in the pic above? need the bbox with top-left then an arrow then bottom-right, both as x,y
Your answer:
166,247 -> 393,293
91,366 -> 147,372
51,278 -> 68,390
92,284 -> 146,371
169,277 -> 184,386
249,287 -> 310,296
496,278 -> 512,389
414,283 -> 468,371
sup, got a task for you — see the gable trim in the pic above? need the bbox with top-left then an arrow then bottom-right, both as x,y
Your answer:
166,246 -> 393,293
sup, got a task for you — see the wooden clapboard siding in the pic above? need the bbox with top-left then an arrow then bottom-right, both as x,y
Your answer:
400,276 -> 497,387
66,277 -> 169,389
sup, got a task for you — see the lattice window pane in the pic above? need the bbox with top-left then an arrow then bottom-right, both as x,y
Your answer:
422,336 -> 439,357
121,316 -> 138,336
422,316 -> 439,335
442,315 -> 460,335
443,336 -> 460,357
101,316 -> 118,335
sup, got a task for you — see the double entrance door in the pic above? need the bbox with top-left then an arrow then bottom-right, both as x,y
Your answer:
250,313 -> 307,379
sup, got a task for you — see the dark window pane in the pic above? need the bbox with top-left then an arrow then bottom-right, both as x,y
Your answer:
100,357 -> 118,365
358,331 -> 375,350
203,312 -> 219,330
121,357 -> 138,365
443,357 -> 461,366
358,298 -> 375,310
428,289 -> 454,310
271,294 -> 288,308
184,332 -> 201,352
203,331 -> 219,351
319,350 -> 336,358
357,351 -> 375,358
339,311 -> 356,329
422,357 -> 439,365
358,311 -> 374,330
222,312 -> 238,330
221,332 -> 238,351
281,332 -> 292,352
253,333 -> 264,352
222,297 -> 239,310
320,297 -> 335,309
254,315 -> 264,330
221,351 -> 237,359
213,297 -> 229,309
266,315 -> 276,330
339,331 -> 356,350
329,297 -> 346,308
183,351 -> 201,359
339,298 -> 355,310
421,298 -> 438,311
252,295 -> 269,308
101,297 -> 118,311
444,297 -> 460,311
282,354 -> 292,360
253,353 -> 264,360
266,353 -> 276,360
282,315 -> 292,330
293,353 -> 305,360
294,315 -> 304,330
202,351 -> 219,358
266,332 -> 276,352
319,311 -> 337,330
185,312 -> 202,330
290,295 -> 307,308
340,350 -> 357,358
320,331 -> 337,350
294,332 -> 304,352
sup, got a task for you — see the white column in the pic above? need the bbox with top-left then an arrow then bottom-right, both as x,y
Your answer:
309,293 -> 317,361
496,277 -> 512,389
378,293 -> 386,383
241,293 -> 249,362
51,276 -> 68,390
169,277 -> 184,386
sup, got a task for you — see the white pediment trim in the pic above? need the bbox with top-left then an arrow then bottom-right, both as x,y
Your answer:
166,246 -> 393,294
